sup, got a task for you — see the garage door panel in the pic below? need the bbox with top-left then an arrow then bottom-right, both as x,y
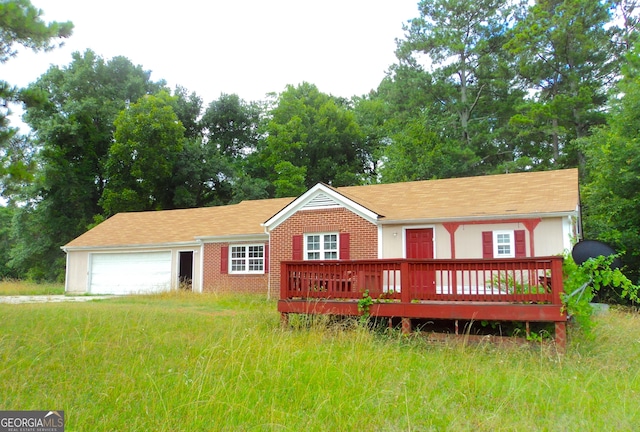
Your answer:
90,252 -> 172,295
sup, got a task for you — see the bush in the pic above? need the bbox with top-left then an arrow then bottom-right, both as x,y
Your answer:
563,254 -> 639,336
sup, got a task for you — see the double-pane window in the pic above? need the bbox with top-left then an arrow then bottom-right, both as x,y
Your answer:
230,244 -> 264,273
305,234 -> 338,260
493,231 -> 514,258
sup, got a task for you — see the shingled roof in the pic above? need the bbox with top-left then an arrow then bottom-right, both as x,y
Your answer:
64,169 -> 579,249
336,168 -> 579,222
63,197 -> 294,249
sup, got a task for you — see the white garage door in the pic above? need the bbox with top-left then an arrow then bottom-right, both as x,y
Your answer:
89,252 -> 172,294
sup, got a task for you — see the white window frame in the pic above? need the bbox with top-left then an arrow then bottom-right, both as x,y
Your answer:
304,233 -> 339,260
493,230 -> 515,258
229,244 -> 265,274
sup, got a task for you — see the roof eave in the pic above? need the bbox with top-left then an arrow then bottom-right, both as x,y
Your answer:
195,233 -> 269,243
377,211 -> 578,225
61,240 -> 202,252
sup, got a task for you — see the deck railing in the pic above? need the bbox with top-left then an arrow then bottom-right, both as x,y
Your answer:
280,257 -> 564,306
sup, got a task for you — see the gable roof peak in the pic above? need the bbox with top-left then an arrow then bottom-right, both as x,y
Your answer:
263,182 -> 381,230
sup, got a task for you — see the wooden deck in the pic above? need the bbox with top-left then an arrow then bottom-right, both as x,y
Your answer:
278,257 -> 567,348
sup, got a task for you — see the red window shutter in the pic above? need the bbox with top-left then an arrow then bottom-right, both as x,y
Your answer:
339,233 -> 350,260
515,230 -> 526,258
220,246 -> 229,274
292,235 -> 303,260
264,244 -> 269,273
482,232 -> 493,259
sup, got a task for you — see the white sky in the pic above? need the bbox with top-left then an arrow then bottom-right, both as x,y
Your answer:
1,0 -> 418,107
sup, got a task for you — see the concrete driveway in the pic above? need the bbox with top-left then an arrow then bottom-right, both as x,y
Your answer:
0,295 -> 113,304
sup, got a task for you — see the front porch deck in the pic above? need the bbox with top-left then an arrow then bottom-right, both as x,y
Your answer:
279,257 -> 567,348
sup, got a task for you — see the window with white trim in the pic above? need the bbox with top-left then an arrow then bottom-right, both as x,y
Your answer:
493,231 -> 515,258
305,233 -> 338,260
230,244 -> 264,273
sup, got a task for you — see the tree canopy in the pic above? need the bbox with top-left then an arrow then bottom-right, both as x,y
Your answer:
581,44 -> 640,285
505,0 -> 621,168
0,0 -> 73,185
101,91 -> 186,215
255,83 -> 366,196
0,0 -> 72,63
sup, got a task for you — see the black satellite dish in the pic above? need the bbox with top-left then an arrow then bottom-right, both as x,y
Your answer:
572,240 -> 622,269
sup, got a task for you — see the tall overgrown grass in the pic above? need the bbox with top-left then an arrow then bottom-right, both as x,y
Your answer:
1,291 -> 639,431
0,279 -> 64,295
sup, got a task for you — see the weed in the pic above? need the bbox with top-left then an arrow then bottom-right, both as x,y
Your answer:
357,289 -> 373,316
0,279 -> 64,295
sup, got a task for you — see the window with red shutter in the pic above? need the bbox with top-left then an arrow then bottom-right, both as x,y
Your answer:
483,230 -> 523,258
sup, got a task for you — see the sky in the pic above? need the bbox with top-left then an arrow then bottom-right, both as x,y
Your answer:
1,0 -> 419,108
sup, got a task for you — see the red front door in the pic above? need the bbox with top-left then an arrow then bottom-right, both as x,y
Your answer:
406,228 -> 434,259
406,229 -> 435,294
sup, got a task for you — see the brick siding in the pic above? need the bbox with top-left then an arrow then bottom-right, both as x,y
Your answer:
269,207 -> 378,293
202,242 -> 269,294
202,208 -> 377,295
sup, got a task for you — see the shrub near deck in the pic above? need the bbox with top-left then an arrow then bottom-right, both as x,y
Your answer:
0,292 -> 639,431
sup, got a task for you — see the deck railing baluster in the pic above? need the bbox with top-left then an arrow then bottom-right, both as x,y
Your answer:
281,257 -> 563,305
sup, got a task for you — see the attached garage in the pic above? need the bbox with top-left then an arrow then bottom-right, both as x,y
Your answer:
88,251 -> 172,294
61,202 -> 292,295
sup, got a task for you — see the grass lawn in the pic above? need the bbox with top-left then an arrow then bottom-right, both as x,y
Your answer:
1,291 -> 639,431
0,280 -> 65,295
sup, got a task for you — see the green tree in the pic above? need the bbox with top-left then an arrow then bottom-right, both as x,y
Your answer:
0,0 -> 72,146
200,93 -> 273,202
388,0 -> 530,175
613,0 -> 640,52
581,45 -> 640,282
0,205 -> 18,279
257,83 -> 365,195
396,0 -> 518,148
505,0 -> 621,167
0,0 -> 72,62
201,93 -> 261,160
200,93 -> 270,202
272,161 -> 307,197
171,136 -> 236,208
22,50 -> 164,216
380,113 -> 477,182
171,86 -> 203,140
166,88 -> 241,207
0,134 -> 35,203
101,91 -> 185,215
352,96 -> 390,183
229,175 -> 271,202
7,199 -> 66,280
375,63 -> 437,124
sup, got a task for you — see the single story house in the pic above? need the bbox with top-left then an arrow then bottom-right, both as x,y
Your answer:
62,168 -> 580,296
